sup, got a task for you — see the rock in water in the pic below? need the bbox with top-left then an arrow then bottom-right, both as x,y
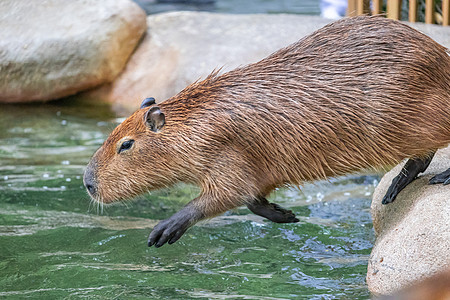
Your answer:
0,0 -> 147,103
367,146 -> 450,296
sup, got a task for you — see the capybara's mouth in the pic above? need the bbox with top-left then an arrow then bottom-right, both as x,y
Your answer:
89,193 -> 126,205
84,186 -> 117,205
88,188 -> 143,206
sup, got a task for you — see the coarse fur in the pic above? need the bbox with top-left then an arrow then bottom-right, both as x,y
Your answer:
85,16 -> 450,246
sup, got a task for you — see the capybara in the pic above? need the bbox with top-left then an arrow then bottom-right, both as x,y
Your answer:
84,16 -> 450,247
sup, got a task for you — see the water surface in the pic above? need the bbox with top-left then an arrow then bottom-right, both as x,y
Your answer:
134,0 -> 321,16
0,99 -> 376,299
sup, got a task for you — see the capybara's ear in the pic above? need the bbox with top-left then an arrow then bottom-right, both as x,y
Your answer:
145,106 -> 165,132
141,97 -> 156,109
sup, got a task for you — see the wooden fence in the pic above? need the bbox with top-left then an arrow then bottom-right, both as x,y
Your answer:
347,0 -> 450,25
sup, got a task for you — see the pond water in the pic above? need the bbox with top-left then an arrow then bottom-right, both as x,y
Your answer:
0,99 -> 377,299
134,0 -> 321,16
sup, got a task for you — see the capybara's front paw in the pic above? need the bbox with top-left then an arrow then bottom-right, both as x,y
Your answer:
148,204 -> 203,247
148,217 -> 189,248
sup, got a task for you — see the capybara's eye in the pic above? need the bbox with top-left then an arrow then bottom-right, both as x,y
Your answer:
118,140 -> 134,154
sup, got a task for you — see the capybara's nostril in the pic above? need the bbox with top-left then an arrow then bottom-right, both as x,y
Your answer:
85,182 -> 96,196
83,167 -> 97,196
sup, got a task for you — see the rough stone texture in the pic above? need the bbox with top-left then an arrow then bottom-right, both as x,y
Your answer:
0,0 -> 147,103
83,11 -> 450,115
367,146 -> 450,296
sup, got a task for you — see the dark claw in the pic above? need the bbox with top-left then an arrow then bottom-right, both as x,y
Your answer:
148,218 -> 189,248
168,229 -> 187,245
382,155 -> 434,205
382,194 -> 395,205
155,235 -> 169,248
247,197 -> 299,223
148,204 -> 202,248
429,168 -> 450,185
148,221 -> 165,247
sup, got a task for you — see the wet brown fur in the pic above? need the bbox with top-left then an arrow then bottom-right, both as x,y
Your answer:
88,16 -> 450,218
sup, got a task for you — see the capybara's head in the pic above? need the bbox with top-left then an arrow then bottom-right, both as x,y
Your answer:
84,98 -> 170,204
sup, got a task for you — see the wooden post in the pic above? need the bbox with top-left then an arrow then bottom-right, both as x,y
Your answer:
348,0 -> 357,16
372,0 -> 383,14
409,0 -> 418,22
387,0 -> 402,19
443,0 -> 450,25
357,0 -> 371,14
425,0 -> 435,24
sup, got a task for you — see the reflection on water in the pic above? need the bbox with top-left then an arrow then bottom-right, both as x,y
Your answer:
0,99 -> 375,299
133,0 -> 321,16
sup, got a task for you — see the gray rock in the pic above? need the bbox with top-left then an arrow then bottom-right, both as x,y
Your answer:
84,12 -> 331,114
367,146 -> 450,296
0,0 -> 147,103
83,11 -> 450,114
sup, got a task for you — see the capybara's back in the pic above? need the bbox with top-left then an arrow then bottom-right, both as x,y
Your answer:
185,16 -> 450,185
84,16 -> 450,247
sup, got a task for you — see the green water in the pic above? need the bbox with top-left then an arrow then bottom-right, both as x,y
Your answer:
0,99 -> 376,299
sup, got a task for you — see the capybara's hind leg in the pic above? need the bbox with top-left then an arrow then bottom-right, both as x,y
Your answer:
382,153 -> 435,204
247,197 -> 299,223
429,168 -> 450,185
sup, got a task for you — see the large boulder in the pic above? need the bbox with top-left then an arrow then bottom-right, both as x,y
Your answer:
0,0 -> 147,103
367,146 -> 450,296
83,12 -> 331,114
83,12 -> 450,115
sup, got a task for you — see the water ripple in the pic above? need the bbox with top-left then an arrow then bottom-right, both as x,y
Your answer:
0,286 -> 120,297
53,262 -> 173,272
0,209 -> 158,236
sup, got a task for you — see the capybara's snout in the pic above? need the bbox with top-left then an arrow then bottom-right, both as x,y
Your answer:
83,161 -> 97,198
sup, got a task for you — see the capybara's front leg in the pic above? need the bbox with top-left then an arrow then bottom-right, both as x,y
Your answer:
382,153 -> 435,204
148,192 -> 243,247
247,197 -> 299,223
148,201 -> 204,248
